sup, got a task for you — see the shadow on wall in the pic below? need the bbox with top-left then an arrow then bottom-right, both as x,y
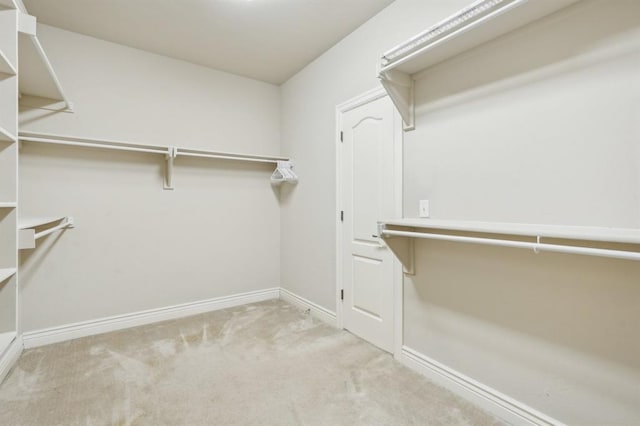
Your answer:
18,231 -> 65,291
410,238 -> 640,370
414,0 -> 640,112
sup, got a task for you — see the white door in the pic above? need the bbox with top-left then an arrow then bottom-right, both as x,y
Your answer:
340,95 -> 398,353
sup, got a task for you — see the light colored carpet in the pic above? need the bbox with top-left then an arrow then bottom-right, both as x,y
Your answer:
0,300 -> 502,425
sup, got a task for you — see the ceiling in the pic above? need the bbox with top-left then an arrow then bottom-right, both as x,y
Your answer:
22,0 -> 395,85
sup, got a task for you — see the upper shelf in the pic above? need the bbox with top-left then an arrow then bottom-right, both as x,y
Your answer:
14,7 -> 72,111
381,218 -> 640,245
18,33 -> 72,111
378,0 -> 581,130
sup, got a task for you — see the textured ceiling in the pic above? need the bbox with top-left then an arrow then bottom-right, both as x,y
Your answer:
22,0 -> 395,84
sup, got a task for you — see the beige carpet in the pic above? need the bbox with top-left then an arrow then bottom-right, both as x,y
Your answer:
0,300 -> 502,425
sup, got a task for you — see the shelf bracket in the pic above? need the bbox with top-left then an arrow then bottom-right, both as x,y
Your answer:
164,146 -> 177,190
379,223 -> 415,275
379,69 -> 414,131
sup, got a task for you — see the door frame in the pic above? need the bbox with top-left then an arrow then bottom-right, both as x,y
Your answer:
335,86 -> 404,358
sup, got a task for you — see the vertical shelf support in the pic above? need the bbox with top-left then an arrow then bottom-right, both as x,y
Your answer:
164,146 -> 177,190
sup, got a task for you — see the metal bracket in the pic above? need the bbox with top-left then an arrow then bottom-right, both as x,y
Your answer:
164,146 -> 178,190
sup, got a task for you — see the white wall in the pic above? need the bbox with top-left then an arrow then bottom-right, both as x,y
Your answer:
281,0 -> 640,423
280,0 -> 470,310
403,2 -> 640,423
19,25 -> 282,332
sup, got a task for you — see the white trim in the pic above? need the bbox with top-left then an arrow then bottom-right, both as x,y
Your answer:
0,335 -> 23,384
336,86 -> 388,114
335,86 -> 404,355
400,346 -> 564,426
22,288 -> 280,349
391,104 -> 404,359
279,288 -> 337,327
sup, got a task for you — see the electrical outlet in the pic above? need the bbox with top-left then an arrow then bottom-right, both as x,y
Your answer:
419,200 -> 430,218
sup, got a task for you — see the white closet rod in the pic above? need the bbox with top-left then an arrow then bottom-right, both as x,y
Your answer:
19,136 -> 167,155
381,229 -> 640,261
178,151 -> 281,164
18,131 -> 289,164
34,218 -> 73,241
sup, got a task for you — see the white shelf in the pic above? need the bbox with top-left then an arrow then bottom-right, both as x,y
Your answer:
0,202 -> 16,208
381,218 -> 640,245
0,124 -> 16,143
18,30 -> 73,110
19,131 -> 291,189
0,268 -> 16,283
0,48 -> 16,75
379,219 -> 640,271
378,0 -> 580,130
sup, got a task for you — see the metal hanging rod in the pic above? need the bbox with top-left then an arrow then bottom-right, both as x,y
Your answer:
18,131 -> 290,190
380,228 -> 640,262
18,216 -> 74,250
19,136 -> 167,155
18,131 -> 288,163
34,217 -> 74,241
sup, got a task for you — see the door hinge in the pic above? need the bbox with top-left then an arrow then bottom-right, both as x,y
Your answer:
340,210 -> 344,222
340,289 -> 344,300
340,131 -> 343,142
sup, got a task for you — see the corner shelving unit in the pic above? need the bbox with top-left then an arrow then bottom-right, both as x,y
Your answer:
378,0 -> 580,130
0,1 -> 73,379
0,2 -> 19,363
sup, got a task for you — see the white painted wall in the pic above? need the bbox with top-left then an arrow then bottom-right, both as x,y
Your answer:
281,0 -> 640,423
280,0 -> 470,310
19,25 -> 282,332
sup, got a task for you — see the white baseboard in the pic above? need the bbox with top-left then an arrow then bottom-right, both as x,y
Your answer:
23,287 -> 280,349
401,346 -> 563,426
0,335 -> 23,384
279,287 -> 337,327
